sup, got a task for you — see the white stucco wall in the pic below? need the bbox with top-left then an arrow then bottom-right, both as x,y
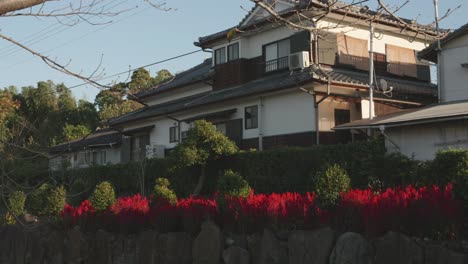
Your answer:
121,89 -> 320,149
439,34 -> 468,102
385,120 -> 468,160
49,146 -> 121,171
318,97 -> 361,131
142,83 -> 212,106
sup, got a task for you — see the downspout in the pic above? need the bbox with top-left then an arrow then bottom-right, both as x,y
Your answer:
314,73 -> 331,145
258,97 -> 264,151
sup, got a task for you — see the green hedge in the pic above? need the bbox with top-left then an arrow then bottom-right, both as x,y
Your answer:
56,140 -> 387,199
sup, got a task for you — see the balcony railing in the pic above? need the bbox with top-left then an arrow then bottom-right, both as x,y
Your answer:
265,57 -> 289,73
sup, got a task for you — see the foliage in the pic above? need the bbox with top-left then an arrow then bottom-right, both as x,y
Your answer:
312,164 -> 350,208
27,183 -> 51,216
44,186 -> 67,217
217,170 -> 251,200
4,191 -> 26,225
62,184 -> 462,240
98,100 -> 142,121
62,124 -> 90,141
337,184 -> 461,239
171,120 -> 238,195
152,178 -> 177,205
171,120 -> 238,167
430,149 -> 468,207
90,181 -> 116,212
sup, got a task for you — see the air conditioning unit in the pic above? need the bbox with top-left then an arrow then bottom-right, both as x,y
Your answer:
289,51 -> 310,71
146,144 -> 165,159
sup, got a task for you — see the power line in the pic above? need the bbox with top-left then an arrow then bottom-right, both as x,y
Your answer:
0,0 -> 128,58
67,49 -> 204,91
1,5 -> 147,70
20,49 -> 204,97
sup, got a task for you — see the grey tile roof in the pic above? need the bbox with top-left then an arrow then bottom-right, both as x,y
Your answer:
323,67 -> 437,96
334,100 -> 468,130
108,70 -> 313,126
49,128 -> 122,153
197,0 -> 439,47
109,65 -> 438,127
419,23 -> 468,63
136,59 -> 212,99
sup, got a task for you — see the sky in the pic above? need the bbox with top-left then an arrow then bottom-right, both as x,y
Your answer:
0,0 -> 466,102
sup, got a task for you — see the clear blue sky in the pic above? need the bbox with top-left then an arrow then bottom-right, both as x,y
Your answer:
0,0 -> 465,102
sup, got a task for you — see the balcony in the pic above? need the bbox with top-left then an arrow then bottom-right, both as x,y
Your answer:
213,57 -> 264,90
336,54 -> 431,82
265,57 -> 289,73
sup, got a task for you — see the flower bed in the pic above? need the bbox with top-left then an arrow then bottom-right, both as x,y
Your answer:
61,185 -> 463,239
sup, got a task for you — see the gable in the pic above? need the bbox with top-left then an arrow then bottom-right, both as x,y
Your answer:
240,0 -> 295,27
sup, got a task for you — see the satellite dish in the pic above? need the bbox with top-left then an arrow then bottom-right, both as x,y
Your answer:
379,79 -> 388,91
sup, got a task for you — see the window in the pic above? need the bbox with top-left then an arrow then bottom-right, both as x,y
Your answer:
245,105 -> 258,129
214,47 -> 226,65
264,39 -> 290,72
91,151 -> 106,165
215,123 -> 227,135
169,126 -> 179,143
227,43 -> 239,61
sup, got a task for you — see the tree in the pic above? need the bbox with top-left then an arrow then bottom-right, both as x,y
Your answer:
171,120 -> 238,196
62,124 -> 91,141
99,100 -> 142,121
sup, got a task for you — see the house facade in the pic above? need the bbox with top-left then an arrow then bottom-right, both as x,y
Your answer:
336,23 -> 468,160
49,129 -> 122,171
50,0 -> 439,166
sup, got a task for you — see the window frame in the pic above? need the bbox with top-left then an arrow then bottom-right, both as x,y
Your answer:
169,126 -> 179,143
214,47 -> 226,65
263,38 -> 291,72
227,42 -> 239,62
244,105 -> 259,130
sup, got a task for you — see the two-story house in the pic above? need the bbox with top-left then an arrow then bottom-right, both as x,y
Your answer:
336,23 -> 468,160
50,0 -> 439,168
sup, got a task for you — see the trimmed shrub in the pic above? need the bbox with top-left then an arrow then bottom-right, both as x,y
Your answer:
312,164 -> 350,208
44,186 -> 67,217
3,191 -> 26,225
90,181 -> 116,211
152,178 -> 177,205
217,170 -> 251,199
27,183 -> 50,216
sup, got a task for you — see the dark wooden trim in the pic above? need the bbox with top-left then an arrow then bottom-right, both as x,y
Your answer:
241,131 -> 343,150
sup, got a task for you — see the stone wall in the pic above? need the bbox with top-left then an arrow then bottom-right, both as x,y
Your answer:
1,220 -> 467,264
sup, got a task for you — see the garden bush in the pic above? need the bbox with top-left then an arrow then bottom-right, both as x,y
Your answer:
217,170 -> 251,199
4,190 -> 26,225
152,178 -> 177,205
44,186 -> 67,217
312,164 -> 350,208
27,183 -> 50,216
90,181 -> 116,211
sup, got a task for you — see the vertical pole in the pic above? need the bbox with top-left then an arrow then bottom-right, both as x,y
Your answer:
434,0 -> 442,103
369,23 -> 374,120
258,97 -> 264,151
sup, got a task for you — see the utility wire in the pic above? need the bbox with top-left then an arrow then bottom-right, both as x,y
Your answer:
67,49 -> 203,90
1,4 -> 147,70
0,0 -> 128,58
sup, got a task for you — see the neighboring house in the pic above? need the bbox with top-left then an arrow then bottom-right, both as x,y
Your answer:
335,23 -> 468,160
49,128 -> 122,171
50,0 -> 440,166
